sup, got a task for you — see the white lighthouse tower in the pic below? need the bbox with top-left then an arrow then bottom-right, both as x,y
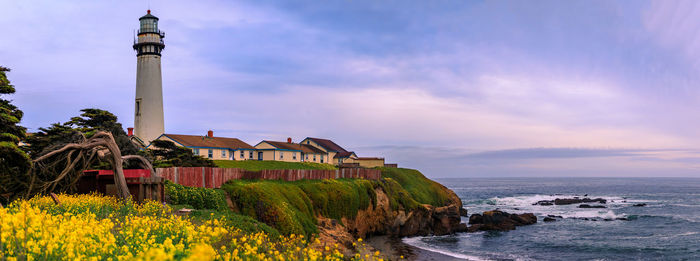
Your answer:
133,10 -> 165,144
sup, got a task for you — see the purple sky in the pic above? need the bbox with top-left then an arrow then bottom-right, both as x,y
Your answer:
2,0 -> 700,177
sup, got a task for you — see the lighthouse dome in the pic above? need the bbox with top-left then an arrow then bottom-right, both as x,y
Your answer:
139,10 -> 159,21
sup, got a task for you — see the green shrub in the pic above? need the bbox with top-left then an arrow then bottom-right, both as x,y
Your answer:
164,181 -> 228,211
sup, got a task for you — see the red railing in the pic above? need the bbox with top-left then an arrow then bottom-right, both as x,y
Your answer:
156,167 -> 381,188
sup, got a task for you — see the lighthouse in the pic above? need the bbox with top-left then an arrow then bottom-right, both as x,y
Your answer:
133,10 -> 165,144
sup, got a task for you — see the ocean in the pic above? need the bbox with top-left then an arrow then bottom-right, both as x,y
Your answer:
403,178 -> 700,260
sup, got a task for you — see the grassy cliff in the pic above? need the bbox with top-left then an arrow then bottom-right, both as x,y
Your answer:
219,167 -> 456,237
214,160 -> 337,171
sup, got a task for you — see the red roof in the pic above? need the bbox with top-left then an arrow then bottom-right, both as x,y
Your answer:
163,134 -> 255,150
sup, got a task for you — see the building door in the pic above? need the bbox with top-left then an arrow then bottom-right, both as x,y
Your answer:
258,151 -> 263,161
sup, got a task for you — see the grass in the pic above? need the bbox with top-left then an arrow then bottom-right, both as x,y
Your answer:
378,167 -> 454,207
221,178 -> 382,237
166,166 -> 457,240
220,174 -> 438,237
214,160 -> 337,171
164,181 -> 281,236
222,179 -> 319,237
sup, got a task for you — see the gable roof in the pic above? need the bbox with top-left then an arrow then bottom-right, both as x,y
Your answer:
304,137 -> 349,153
333,151 -> 357,159
261,140 -> 326,154
162,134 -> 255,150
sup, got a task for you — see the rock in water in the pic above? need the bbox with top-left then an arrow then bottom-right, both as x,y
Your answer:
467,210 -> 537,232
543,217 -> 556,222
468,214 -> 483,224
460,207 -> 469,217
578,204 -> 606,208
554,197 -> 607,205
633,203 -> 646,207
533,200 -> 554,206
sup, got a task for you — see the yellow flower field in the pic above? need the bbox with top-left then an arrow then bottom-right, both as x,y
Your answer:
0,194 -> 378,260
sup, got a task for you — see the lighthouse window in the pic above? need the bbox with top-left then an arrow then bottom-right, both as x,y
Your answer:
135,99 -> 141,115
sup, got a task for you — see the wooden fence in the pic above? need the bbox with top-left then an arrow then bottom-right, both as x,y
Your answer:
156,167 -> 382,188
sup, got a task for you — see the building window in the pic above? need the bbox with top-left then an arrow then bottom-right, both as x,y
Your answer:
240,151 -> 244,158
280,152 -> 284,159
249,151 -> 253,159
313,155 -> 316,161
305,155 -> 308,160
208,149 -> 213,159
222,150 -> 226,158
293,152 -> 297,160
321,156 -> 324,163
193,148 -> 199,155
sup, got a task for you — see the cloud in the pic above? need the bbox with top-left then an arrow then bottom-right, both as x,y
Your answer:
3,1 -> 700,177
462,148 -> 644,160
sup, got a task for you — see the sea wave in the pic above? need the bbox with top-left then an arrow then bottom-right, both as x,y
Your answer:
402,237 -> 491,261
402,236 -> 535,261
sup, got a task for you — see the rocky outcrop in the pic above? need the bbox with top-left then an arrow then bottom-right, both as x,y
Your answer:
578,204 -> 606,208
466,210 -> 537,232
534,197 -> 606,206
341,188 -> 466,239
543,217 -> 556,222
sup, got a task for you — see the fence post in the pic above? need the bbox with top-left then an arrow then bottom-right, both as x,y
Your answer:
174,167 -> 179,184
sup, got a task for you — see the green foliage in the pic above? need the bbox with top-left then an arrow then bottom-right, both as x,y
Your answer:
147,140 -> 216,167
379,167 -> 453,207
67,108 -> 139,156
214,160 -> 336,171
295,179 -> 376,220
0,67 -> 32,204
188,209 -> 281,238
164,180 -> 227,210
217,168 -> 456,237
374,177 -> 420,211
222,180 -> 318,237
26,109 -> 140,165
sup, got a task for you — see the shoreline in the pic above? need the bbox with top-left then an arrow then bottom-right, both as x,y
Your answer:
365,235 -> 466,261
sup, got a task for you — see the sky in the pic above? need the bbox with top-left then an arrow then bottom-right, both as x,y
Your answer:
2,0 -> 700,178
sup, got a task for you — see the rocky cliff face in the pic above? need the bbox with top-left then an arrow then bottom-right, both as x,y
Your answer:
329,187 -> 466,241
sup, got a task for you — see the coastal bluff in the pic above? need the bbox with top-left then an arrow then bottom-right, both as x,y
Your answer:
219,167 -> 467,251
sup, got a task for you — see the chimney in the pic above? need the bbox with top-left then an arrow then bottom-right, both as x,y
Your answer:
287,137 -> 292,143
207,130 -> 214,138
127,127 -> 134,137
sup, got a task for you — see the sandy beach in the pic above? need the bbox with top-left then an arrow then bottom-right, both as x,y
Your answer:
366,235 -> 464,261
